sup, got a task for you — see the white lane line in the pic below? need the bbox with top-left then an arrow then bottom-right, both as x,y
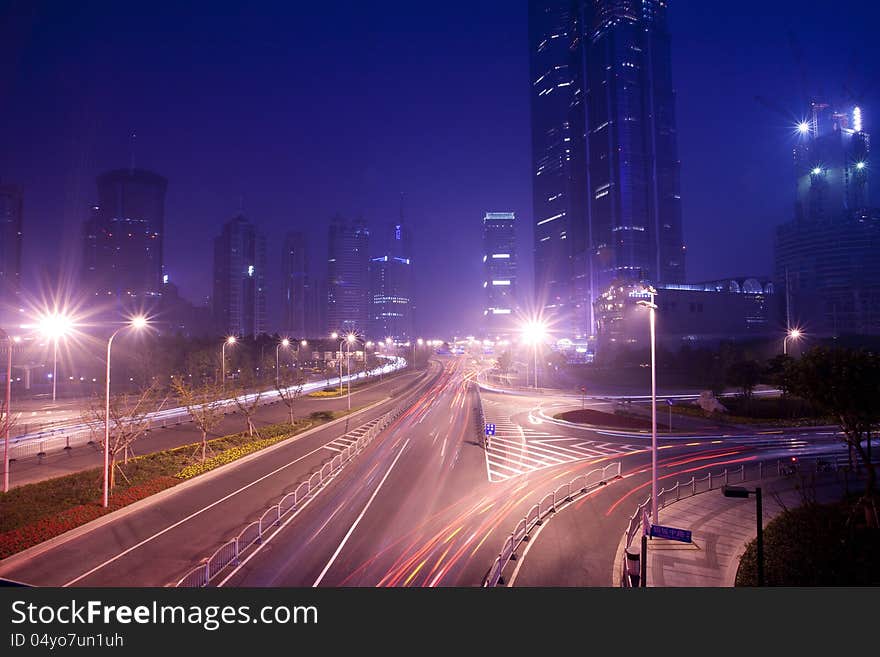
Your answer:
216,470 -> 339,587
530,440 -> 602,459
62,426 -> 368,587
486,459 -> 525,475
313,438 -> 411,587
488,437 -> 568,464
441,437 -> 447,459
323,445 -> 343,453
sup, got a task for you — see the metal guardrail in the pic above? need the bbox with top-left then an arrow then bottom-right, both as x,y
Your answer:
473,382 -> 486,443
482,461 -> 622,587
618,453 -> 875,587
175,404 -> 405,587
6,358 -> 408,464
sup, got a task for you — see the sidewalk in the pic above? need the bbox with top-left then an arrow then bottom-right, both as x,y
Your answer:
613,474 -> 856,587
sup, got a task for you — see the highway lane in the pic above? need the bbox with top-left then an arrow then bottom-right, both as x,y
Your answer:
224,374 -> 855,587
0,362 -> 443,587
6,367 -> 424,488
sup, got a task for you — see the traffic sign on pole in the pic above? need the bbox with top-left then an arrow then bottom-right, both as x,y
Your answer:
649,524 -> 692,543
485,423 -> 496,436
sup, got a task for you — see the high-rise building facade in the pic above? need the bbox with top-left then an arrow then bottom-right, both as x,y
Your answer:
213,215 -> 267,336
528,1 -> 588,337
775,104 -> 877,336
82,168 -> 167,305
369,221 -> 414,342
327,216 -> 370,335
482,212 -> 518,337
0,183 -> 23,316
281,231 -> 308,337
528,0 -> 686,339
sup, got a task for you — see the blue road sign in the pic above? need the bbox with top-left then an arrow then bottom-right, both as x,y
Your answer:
485,423 -> 496,436
649,524 -> 692,543
666,398 -> 673,406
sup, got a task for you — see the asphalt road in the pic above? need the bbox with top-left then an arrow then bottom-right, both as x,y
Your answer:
0,356 -> 855,587
6,368 -> 424,488
221,373 -> 852,587
0,362 -> 442,586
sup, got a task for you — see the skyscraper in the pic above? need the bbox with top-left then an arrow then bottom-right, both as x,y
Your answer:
528,0 -> 686,339
0,184 -> 23,317
482,212 -> 518,337
528,1 -> 587,337
775,104 -> 877,336
369,221 -> 414,342
82,168 -> 167,305
281,231 -> 308,337
213,215 -> 267,336
794,103 -> 869,223
327,215 -> 370,335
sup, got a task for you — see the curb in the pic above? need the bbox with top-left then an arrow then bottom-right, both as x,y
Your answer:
0,396 -> 393,574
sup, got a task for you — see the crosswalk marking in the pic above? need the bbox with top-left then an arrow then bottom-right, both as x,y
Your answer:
482,410 -> 640,482
322,418 -> 381,453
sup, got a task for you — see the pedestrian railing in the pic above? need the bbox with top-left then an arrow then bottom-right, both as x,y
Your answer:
482,461 -> 622,587
618,454 -> 870,587
174,404 -> 405,587
6,358 -> 410,465
473,382 -> 486,443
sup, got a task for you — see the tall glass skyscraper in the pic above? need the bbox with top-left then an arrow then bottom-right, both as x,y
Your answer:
83,168 -> 167,305
0,184 -> 23,318
775,104 -> 877,336
327,215 -> 370,335
213,215 -> 267,337
482,212 -> 518,337
369,221 -> 414,342
528,0 -> 686,339
281,231 -> 308,337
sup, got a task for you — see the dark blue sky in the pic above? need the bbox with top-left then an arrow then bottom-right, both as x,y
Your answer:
1,0 -> 877,336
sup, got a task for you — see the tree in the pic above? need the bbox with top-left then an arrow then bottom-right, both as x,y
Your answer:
275,372 -> 304,426
171,378 -> 226,462
726,359 -> 762,401
764,354 -> 795,397
232,374 -> 262,437
496,349 -> 513,373
81,383 -> 165,491
787,346 -> 880,523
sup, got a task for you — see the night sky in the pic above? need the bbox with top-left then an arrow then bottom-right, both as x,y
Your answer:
1,0 -> 877,337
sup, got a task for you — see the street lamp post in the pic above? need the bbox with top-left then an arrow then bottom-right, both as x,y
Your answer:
38,312 -> 73,402
221,336 -> 236,391
345,333 -> 358,410
637,286 -> 659,526
103,316 -> 147,508
276,338 -> 290,387
783,328 -> 801,356
723,485 -> 764,586
1,330 -> 18,493
521,320 -> 547,390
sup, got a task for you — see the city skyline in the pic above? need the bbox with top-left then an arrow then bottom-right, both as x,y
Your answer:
0,1 -> 877,338
0,0 -> 879,608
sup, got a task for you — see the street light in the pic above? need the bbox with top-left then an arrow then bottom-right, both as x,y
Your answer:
345,332 -> 358,410
783,328 -> 802,356
103,315 -> 148,508
221,336 -> 236,391
521,320 -> 547,389
1,331 -> 20,493
723,485 -> 764,586
636,286 -> 659,526
38,312 -> 73,402
276,338 -> 290,387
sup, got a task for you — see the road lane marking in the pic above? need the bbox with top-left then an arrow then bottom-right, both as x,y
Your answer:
61,413 -> 390,587
312,437 -> 411,587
